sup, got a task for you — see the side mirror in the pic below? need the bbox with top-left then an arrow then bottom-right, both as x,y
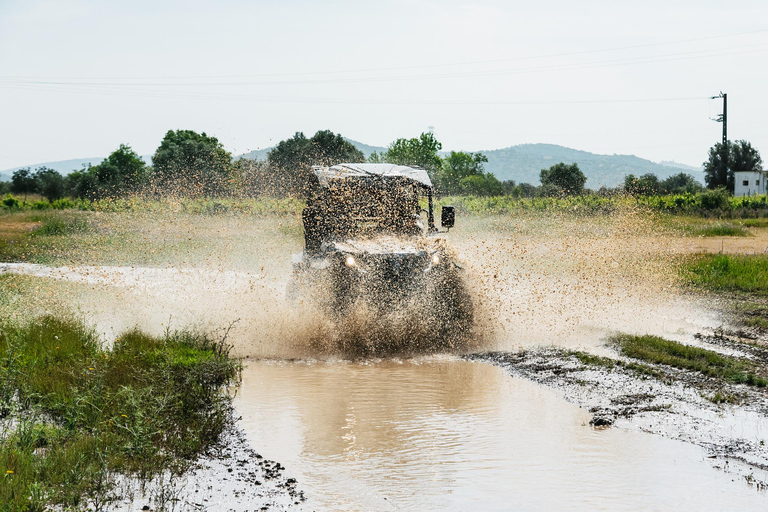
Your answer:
441,206 -> 455,229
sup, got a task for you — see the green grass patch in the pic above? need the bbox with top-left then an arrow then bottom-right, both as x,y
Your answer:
686,223 -> 751,237
682,254 -> 768,293
736,218 -> 768,228
32,212 -> 90,236
565,349 -> 667,381
0,316 -> 241,510
613,334 -> 767,387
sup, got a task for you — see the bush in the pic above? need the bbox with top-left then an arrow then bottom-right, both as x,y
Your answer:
2,193 -> 20,209
698,188 -> 731,210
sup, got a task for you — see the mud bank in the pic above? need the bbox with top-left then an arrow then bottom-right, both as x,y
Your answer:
114,424 -> 308,511
468,341 -> 768,490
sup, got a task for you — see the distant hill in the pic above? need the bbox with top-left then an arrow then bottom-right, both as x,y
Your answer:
237,138 -> 386,162
659,160 -> 703,173
478,144 -> 704,188
0,155 -> 151,182
236,147 -> 270,161
2,142 -> 703,189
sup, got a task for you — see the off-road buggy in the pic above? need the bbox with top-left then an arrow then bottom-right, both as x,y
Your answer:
287,163 -> 473,343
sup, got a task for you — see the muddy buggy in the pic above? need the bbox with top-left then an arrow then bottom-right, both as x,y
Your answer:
287,163 -> 473,347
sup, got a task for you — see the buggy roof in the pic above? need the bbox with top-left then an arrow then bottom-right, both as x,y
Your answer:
313,163 -> 433,189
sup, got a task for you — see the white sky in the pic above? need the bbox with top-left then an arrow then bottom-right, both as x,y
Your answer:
1,0 -> 767,169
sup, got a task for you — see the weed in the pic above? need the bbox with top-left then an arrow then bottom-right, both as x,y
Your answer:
704,391 -> 741,404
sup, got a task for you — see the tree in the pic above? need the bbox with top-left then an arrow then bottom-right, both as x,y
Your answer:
33,167 -> 66,202
66,166 -> 98,199
660,172 -> 703,194
458,173 -> 504,196
10,168 -> 37,200
539,162 -> 586,195
731,140 -> 763,177
516,183 -> 538,198
624,173 -> 661,196
91,144 -> 147,197
267,130 -> 364,196
152,130 -> 233,196
704,140 -> 762,192
501,180 -> 516,195
382,132 -> 443,175
439,151 -> 488,194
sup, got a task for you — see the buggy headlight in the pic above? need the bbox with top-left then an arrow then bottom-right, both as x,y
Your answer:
431,253 -> 440,265
345,255 -> 356,267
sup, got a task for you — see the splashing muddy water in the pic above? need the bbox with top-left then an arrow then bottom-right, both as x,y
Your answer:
0,210 -> 718,356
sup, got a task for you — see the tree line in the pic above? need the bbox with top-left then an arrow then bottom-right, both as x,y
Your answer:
1,129 -> 762,202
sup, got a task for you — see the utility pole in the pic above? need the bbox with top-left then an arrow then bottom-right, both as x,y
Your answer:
712,91 -> 728,182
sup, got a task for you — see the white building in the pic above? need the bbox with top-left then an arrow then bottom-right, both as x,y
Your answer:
734,170 -> 767,197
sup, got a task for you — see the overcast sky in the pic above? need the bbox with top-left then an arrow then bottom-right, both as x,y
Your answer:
1,0 -> 767,170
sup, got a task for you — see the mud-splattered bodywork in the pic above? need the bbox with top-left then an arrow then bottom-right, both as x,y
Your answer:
287,164 -> 473,355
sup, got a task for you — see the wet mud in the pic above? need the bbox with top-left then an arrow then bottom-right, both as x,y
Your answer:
112,425 -> 309,511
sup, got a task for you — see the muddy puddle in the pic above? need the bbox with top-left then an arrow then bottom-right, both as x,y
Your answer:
235,358 -> 767,511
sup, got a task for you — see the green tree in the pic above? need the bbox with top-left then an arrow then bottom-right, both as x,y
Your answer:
624,173 -> 661,195
539,162 -> 586,195
704,140 -> 762,192
458,173 -> 504,196
731,140 -> 763,177
91,144 -> 147,197
382,132 -> 443,175
439,151 -> 488,194
33,167 -> 66,202
66,166 -> 98,199
516,183 -> 538,198
501,180 -> 516,195
11,168 -> 37,200
661,172 -> 704,194
152,130 -> 233,196
267,130 -> 364,196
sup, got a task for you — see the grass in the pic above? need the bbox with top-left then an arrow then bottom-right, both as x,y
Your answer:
682,254 -> 768,293
0,316 -> 241,510
613,334 -> 767,387
685,223 -> 751,237
32,212 -> 90,236
567,350 -> 667,381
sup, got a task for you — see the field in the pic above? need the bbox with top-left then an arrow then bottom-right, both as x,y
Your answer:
3,196 -> 768,508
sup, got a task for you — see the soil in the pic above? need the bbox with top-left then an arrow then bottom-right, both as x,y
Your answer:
114,423 -> 310,511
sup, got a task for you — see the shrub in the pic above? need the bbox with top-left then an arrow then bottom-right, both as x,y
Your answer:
2,194 -> 20,209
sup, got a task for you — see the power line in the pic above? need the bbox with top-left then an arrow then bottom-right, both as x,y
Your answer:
1,44 -> 765,90
1,28 -> 766,82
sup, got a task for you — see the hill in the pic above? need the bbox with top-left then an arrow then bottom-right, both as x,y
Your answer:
0,156 -> 151,182
479,144 -> 703,188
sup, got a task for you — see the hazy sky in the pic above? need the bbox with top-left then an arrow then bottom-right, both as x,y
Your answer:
1,0 -> 767,169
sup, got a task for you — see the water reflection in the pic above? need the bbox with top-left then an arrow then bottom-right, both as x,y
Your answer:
236,358 -> 763,511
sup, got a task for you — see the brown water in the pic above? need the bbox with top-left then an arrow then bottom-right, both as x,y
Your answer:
235,358 -> 767,511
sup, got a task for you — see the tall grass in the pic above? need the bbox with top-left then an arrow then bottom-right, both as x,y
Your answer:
0,316 -> 241,510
